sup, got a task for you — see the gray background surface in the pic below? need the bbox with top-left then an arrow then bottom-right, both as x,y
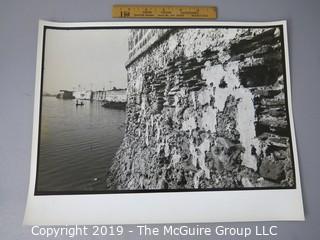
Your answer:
0,0 -> 319,239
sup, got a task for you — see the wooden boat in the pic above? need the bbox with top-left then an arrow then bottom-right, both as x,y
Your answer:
76,100 -> 84,106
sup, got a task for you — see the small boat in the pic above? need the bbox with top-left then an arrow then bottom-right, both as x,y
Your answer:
76,100 -> 84,106
102,101 -> 126,110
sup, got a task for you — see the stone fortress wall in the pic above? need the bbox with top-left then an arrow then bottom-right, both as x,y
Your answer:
107,26 -> 295,190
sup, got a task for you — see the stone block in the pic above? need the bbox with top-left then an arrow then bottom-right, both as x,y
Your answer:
259,156 -> 285,182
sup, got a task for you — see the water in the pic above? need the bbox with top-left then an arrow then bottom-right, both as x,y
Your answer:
36,97 -> 126,193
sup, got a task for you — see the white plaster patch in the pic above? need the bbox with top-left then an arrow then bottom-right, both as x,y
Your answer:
145,122 -> 149,146
201,60 -> 260,170
197,87 -> 213,106
201,63 -> 239,111
171,150 -> 181,166
201,63 -> 225,87
182,115 -> 197,132
236,88 -> 260,171
200,106 -> 217,133
189,140 -> 198,167
193,170 -> 204,189
168,34 -> 178,52
141,95 -> 146,111
156,121 -> 161,142
164,138 -> 170,157
135,74 -> 143,93
198,138 -> 211,179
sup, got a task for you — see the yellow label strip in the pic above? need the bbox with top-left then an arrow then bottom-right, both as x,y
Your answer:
112,4 -> 217,19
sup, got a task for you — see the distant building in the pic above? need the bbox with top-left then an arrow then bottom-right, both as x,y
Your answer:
105,89 -> 127,103
92,90 -> 106,101
56,90 -> 74,99
73,90 -> 92,100
92,89 -> 127,103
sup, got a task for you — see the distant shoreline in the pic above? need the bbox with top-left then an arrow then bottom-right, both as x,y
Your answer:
42,94 -> 56,97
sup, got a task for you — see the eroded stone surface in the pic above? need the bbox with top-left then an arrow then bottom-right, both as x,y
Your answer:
106,27 -> 295,190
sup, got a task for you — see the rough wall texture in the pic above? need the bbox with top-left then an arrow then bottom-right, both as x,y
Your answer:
107,27 -> 295,190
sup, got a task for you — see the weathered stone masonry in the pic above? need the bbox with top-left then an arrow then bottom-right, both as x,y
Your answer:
107,27 -> 295,190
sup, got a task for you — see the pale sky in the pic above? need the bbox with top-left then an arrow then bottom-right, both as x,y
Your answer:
43,29 -> 129,94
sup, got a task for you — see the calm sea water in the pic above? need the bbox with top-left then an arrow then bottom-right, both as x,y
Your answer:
37,96 -> 126,193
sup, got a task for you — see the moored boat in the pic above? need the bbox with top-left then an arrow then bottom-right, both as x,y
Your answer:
102,101 -> 126,110
76,100 -> 84,106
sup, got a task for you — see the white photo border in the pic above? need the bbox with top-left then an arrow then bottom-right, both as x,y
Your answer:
24,20 -> 304,225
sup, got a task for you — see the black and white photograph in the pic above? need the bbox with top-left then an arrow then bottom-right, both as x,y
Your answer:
24,20 -> 304,224
35,23 -> 297,194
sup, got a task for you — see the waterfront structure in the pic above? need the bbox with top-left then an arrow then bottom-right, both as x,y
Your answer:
56,90 -> 74,99
92,89 -> 127,103
56,88 -> 127,104
92,90 -> 106,101
108,27 -> 295,190
73,90 -> 92,100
